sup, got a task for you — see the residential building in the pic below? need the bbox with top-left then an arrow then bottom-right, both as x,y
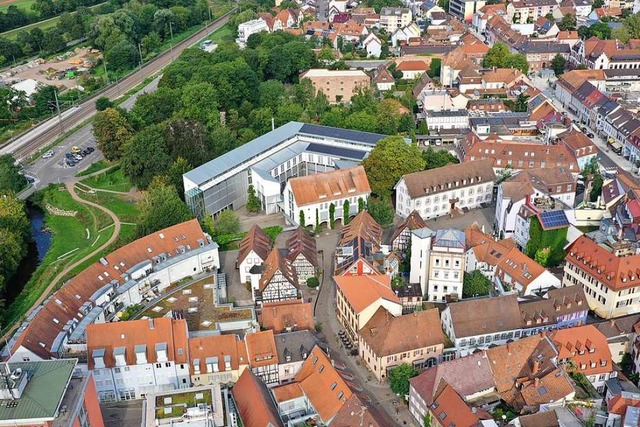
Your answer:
510,410 -> 563,427
283,165 -> 370,228
426,380 -> 494,427
300,69 -> 370,103
519,286 -> 589,335
557,128 -> 598,170
465,226 -> 515,281
373,66 -> 395,92
390,22 -> 421,46
450,0 -> 487,21
0,359 -> 104,427
142,385 -> 225,427
441,295 -> 523,356
554,69 -> 606,109
359,308 -> 446,380
253,248 -> 301,306
259,300 -> 315,333
237,224 -> 271,283
395,159 -> 496,220
507,0 -> 559,24
396,60 -> 429,80
494,247 -> 561,296
285,228 -> 317,284
273,8 -> 302,30
428,229 -> 466,302
232,369 -> 282,427
563,236 -> 640,319
334,211 -> 384,275
87,318 -> 190,402
335,275 -> 402,342
183,122 -> 391,217
387,210 -> 427,252
594,314 -> 640,363
425,109 -> 470,131
495,167 -> 576,240
409,227 -> 435,294
274,330 -> 318,382
4,220 -> 219,364
363,32 -> 382,58
237,18 -> 270,46
331,395 -> 384,427
517,42 -> 571,72
245,330 -> 279,385
188,333 -> 248,386
551,325 -> 615,392
380,7 -> 413,32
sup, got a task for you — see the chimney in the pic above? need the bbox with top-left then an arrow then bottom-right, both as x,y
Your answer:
534,377 -> 540,387
149,318 -> 155,329
532,359 -> 540,375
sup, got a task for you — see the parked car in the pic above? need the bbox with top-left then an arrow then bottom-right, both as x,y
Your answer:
66,159 -> 77,166
587,133 -> 594,138
42,150 -> 54,159
81,150 -> 89,156
71,146 -> 81,154
65,153 -> 75,159
74,154 -> 83,161
86,146 -> 95,153
25,175 -> 35,184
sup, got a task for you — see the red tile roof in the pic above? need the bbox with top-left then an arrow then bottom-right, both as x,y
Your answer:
245,330 -> 279,368
14,219 -> 208,359
259,300 -> 315,333
550,325 -> 612,376
87,318 -> 189,369
288,166 -> 370,207
238,225 -> 271,265
188,334 -> 248,375
429,380 -> 482,427
232,369 -> 283,427
397,60 -> 429,71
259,248 -> 299,292
335,275 -> 399,314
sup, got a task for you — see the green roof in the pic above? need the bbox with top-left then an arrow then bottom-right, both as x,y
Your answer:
0,359 -> 76,422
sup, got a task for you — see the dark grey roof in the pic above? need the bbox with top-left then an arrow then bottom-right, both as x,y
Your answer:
274,330 -> 318,364
299,123 -> 387,146
401,45 -> 455,55
427,109 -> 469,117
604,69 -> 640,78
518,42 -> 570,54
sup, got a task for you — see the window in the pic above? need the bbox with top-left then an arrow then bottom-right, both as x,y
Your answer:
338,391 -> 344,399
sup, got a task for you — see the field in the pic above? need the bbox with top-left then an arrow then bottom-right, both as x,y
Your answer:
81,166 -> 134,193
207,23 -> 232,43
0,15 -> 59,40
0,0 -> 36,13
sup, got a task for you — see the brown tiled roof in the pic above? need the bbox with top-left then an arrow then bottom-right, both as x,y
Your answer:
595,314 -> 640,339
387,210 -> 427,245
399,159 -> 496,199
487,334 -> 575,411
447,295 -> 522,338
87,318 -> 188,369
360,307 -> 445,356
259,248 -> 299,292
331,394 -> 384,427
557,30 -> 579,40
557,69 -> 606,92
335,275 -> 399,314
259,300 -> 315,333
495,247 -> 548,293
232,369 -> 283,427
551,325 -> 612,376
519,287 -> 588,327
245,330 -> 279,368
471,238 -> 515,267
288,166 -> 370,207
271,382 -> 305,402
17,219 -> 208,359
558,128 -> 597,154
518,410 -> 560,427
503,166 -> 575,198
565,236 -> 640,291
238,225 -> 271,265
188,334 -> 248,375
286,227 -> 318,268
295,346 -> 353,423
482,68 -> 523,86
374,66 -> 395,84
608,394 -> 640,416
429,380 -> 482,427
338,211 -> 382,248
397,60 -> 429,71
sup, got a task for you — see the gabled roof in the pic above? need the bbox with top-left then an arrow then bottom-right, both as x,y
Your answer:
558,128 -> 596,155
338,210 -> 383,249
557,69 -> 606,92
374,66 -> 395,84
288,166 -> 370,207
482,68 -> 523,86
387,211 -> 427,245
331,394 -> 384,427
188,333 -> 248,375
274,330 -> 318,365
232,369 -> 283,427
397,60 -> 429,71
447,295 -> 522,338
428,380 -> 482,427
517,410 -> 560,427
260,300 -> 315,333
550,325 -> 612,376
286,227 -> 318,268
238,225 -> 271,265
259,248 -> 299,292
334,275 -> 399,314
245,330 -> 279,368
359,307 -> 445,356
295,346 -> 353,423
519,286 -> 588,327
87,318 -> 189,369
495,247 -> 548,292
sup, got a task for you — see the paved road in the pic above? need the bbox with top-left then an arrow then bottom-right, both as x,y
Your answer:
0,12 -> 233,162
100,400 -> 144,427
0,181 -> 122,345
316,0 -> 328,22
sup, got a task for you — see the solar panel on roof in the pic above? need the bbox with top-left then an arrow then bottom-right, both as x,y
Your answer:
306,143 -> 368,160
299,123 -> 387,145
539,210 -> 569,229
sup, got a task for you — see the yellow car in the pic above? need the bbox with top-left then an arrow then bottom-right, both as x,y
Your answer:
71,146 -> 81,154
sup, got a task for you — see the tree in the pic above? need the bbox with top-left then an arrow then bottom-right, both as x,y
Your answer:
0,228 -> 25,284
165,118 -> 211,167
121,125 -> 171,189
534,248 -> 550,267
0,155 -> 27,194
105,39 -> 138,71
422,147 -> 459,170
483,43 -> 528,74
137,177 -> 193,237
367,198 -> 395,227
180,82 -> 219,127
132,87 -> 180,126
623,12 -> 640,39
514,93 -> 530,112
214,210 -> 240,236
299,210 -> 305,227
306,276 -> 319,288
462,270 -> 493,298
343,200 -> 350,225
0,196 -> 30,240
169,157 -> 191,199
426,58 -> 441,78
358,197 -> 366,212
95,96 -> 114,111
246,185 -> 261,213
93,108 -> 133,161
388,363 -> 418,396
558,13 -> 576,31
329,203 -> 336,229
590,173 -> 603,202
551,54 -> 567,77
505,53 -> 529,74
362,136 -> 426,198
424,413 -> 432,427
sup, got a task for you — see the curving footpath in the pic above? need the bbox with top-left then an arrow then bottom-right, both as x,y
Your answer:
0,181 -> 121,344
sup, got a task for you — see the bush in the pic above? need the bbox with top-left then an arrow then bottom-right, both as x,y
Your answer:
307,277 -> 319,288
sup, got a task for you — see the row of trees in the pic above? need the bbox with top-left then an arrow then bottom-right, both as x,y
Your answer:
482,43 -> 529,74
0,0 -> 103,34
0,155 -> 30,298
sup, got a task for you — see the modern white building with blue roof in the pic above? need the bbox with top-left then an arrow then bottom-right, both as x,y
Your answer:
428,229 -> 466,302
182,122 -> 391,218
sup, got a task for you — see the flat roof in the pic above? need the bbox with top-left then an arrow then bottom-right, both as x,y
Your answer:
301,69 -> 368,77
184,122 -> 388,187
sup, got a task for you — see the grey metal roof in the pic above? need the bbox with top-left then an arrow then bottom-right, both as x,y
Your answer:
253,140 -> 309,172
184,122 -> 389,187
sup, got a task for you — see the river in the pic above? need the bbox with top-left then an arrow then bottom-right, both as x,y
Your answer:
2,204 -> 52,305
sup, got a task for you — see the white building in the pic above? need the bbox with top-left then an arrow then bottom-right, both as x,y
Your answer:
409,227 -> 435,294
362,33 -> 382,58
87,318 -> 191,402
237,18 -> 270,47
390,22 -> 421,46
237,225 -> 271,284
395,159 -> 496,220
450,0 -> 486,22
380,7 -> 413,32
283,165 -> 370,228
425,110 -> 470,131
428,229 -> 466,302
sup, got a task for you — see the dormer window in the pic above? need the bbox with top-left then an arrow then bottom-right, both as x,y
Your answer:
156,343 -> 168,362
114,347 -> 127,367
135,344 -> 147,364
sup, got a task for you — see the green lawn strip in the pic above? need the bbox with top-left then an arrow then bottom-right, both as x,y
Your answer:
76,189 -> 139,224
207,23 -> 232,43
1,17 -> 59,40
0,186 -> 106,328
76,160 -> 112,177
81,166 -> 133,192
155,389 -> 213,419
0,0 -> 36,13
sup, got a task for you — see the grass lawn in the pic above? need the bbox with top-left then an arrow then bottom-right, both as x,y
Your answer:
207,23 -> 232,43
0,0 -> 36,13
1,15 -> 60,40
75,186 -> 140,223
1,185 -> 115,329
76,160 -> 112,177
82,166 -> 133,193
155,389 -> 212,419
